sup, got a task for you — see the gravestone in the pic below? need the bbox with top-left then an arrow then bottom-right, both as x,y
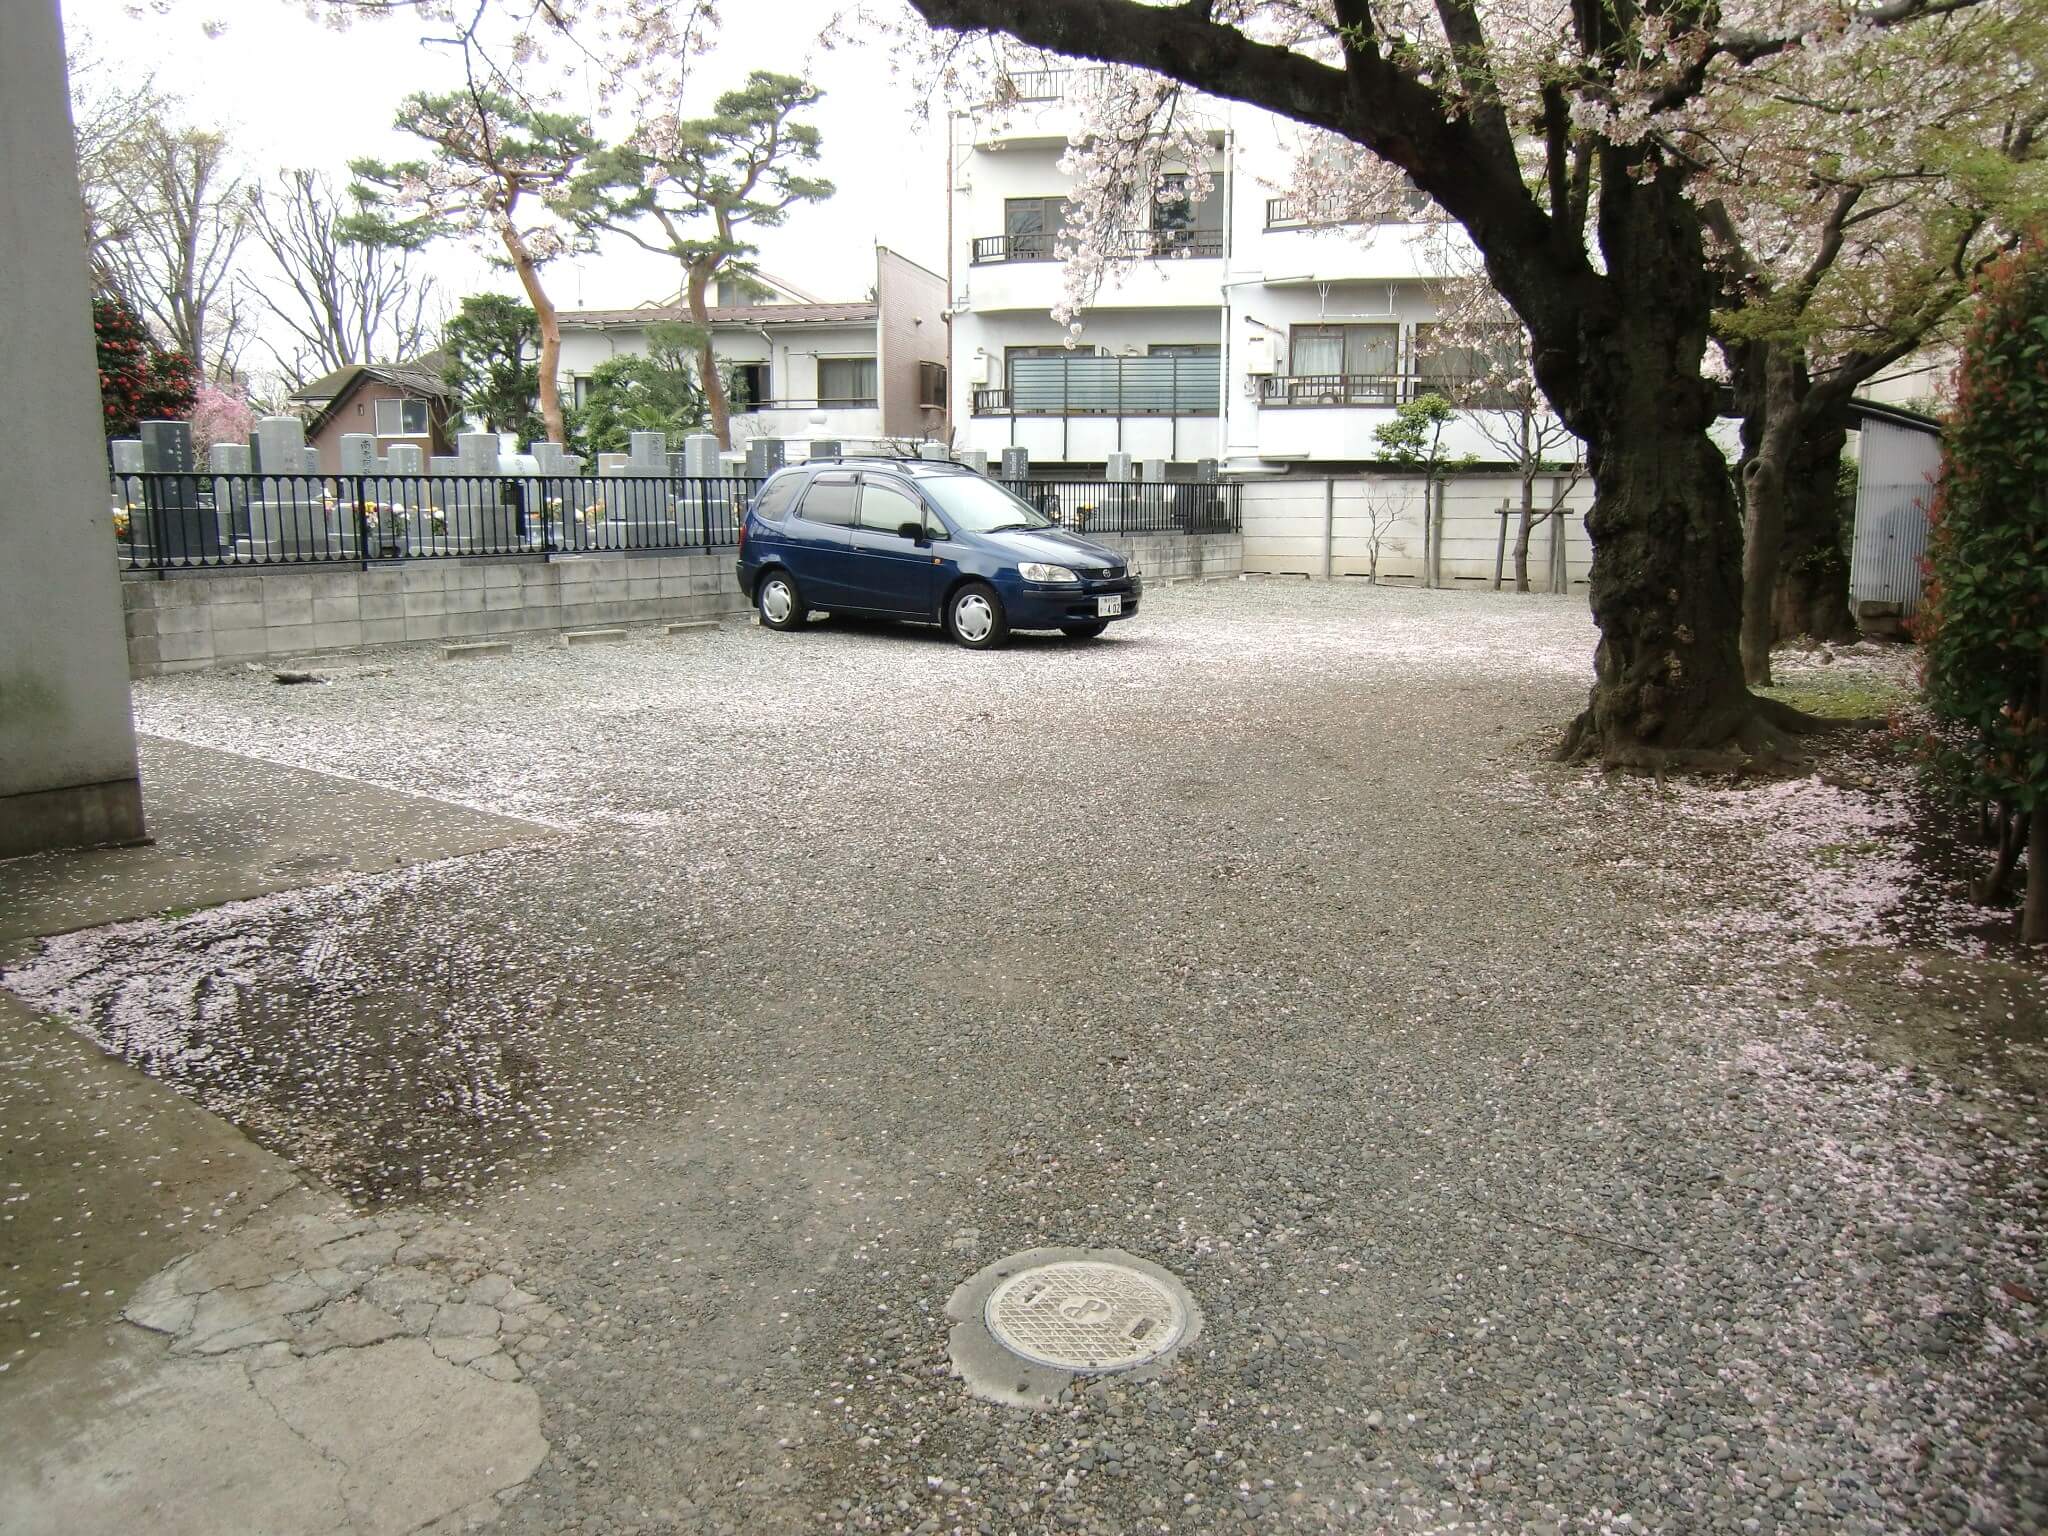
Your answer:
429,456 -> 461,475
253,416 -> 307,477
109,439 -> 145,474
139,419 -> 193,472
682,434 -> 721,479
387,443 -> 425,475
1106,452 -> 1135,482
811,439 -> 843,460
209,442 -> 253,541
596,453 -> 630,475
1000,447 -> 1029,480
110,440 -> 148,559
139,419 -> 218,561
954,449 -> 990,475
457,432 -> 503,475
337,433 -> 379,474
626,432 -> 668,473
917,442 -> 947,462
744,438 -> 785,477
1196,458 -> 1219,482
1139,458 -> 1167,482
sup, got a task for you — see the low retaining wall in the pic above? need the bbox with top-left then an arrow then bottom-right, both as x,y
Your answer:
120,532 -> 1243,675
123,553 -> 748,676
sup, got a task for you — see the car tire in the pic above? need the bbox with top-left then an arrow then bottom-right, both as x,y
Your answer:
1060,620 -> 1109,640
757,570 -> 805,631
946,581 -> 1009,650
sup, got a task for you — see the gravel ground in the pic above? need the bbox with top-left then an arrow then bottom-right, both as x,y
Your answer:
4,582 -> 2043,1535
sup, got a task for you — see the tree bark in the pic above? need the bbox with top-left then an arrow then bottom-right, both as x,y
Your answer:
687,261 -> 733,449
1550,168 -> 1771,768
2027,799 -> 2047,945
1513,462 -> 1535,593
1769,414 -> 1857,645
1738,347 -> 1802,687
499,219 -> 565,446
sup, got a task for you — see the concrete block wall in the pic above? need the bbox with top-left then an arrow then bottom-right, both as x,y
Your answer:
1239,475 -> 1593,589
119,532 -> 1242,674
1093,532 -> 1243,583
123,554 -> 750,675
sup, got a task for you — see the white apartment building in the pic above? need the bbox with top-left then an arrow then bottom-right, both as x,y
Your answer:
946,71 -> 1556,478
557,246 -> 949,453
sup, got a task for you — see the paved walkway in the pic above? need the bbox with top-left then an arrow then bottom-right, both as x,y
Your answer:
1,587 -> 2040,1535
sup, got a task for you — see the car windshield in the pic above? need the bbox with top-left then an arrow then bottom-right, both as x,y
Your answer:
919,475 -> 1052,534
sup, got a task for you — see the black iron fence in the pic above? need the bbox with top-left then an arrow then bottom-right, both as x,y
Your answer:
109,469 -> 1240,570
111,471 -> 762,571
997,478 -> 1240,536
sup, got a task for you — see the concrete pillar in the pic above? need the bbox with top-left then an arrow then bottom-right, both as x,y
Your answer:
0,0 -> 145,854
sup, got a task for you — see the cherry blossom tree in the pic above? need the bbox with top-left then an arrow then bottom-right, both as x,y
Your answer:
905,0 -> 2014,771
345,93 -> 597,446
1689,4 -> 2047,683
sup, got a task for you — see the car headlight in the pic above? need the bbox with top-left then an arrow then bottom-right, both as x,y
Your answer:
1018,562 -> 1080,584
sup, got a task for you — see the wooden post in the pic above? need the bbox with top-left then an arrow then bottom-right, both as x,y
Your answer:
1492,498 -> 1510,590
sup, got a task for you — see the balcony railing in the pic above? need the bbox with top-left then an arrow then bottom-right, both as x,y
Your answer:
976,354 -> 1220,416
1257,373 -> 1482,407
1264,189 -> 1432,229
731,397 -> 878,413
970,228 -> 1224,265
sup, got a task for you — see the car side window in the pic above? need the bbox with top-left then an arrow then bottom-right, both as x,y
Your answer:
752,475 -> 800,521
857,479 -> 926,537
797,473 -> 857,527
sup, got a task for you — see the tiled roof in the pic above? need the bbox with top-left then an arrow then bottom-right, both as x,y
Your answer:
561,302 -> 878,329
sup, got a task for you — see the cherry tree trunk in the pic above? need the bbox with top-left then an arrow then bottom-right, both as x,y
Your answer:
1769,417 -> 1857,645
1512,468 -> 1535,593
1555,179 -> 1756,766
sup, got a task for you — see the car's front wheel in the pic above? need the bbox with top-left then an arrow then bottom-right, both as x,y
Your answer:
1060,620 -> 1109,640
946,581 -> 1009,650
757,570 -> 805,631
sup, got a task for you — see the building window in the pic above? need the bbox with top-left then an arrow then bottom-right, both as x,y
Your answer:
374,397 -> 431,436
817,356 -> 877,406
918,360 -> 948,408
1003,197 -> 1066,260
729,363 -> 769,409
1289,323 -> 1399,380
572,376 -> 594,409
1147,343 -> 1220,359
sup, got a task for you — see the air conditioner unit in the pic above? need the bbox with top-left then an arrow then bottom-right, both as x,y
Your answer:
1242,334 -> 1275,375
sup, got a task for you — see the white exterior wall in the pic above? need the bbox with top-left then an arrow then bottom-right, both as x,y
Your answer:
948,77 -> 1583,477
559,319 -> 882,446
1240,473 -> 1595,590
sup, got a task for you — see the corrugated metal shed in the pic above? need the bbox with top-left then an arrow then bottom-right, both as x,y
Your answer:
1850,414 -> 1944,625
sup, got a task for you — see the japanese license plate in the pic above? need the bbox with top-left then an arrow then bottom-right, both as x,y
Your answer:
1096,595 -> 1123,617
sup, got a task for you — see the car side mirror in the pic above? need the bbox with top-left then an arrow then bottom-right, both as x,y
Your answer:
897,520 -> 927,544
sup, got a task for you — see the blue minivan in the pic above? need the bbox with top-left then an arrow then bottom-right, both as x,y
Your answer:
734,458 -> 1142,649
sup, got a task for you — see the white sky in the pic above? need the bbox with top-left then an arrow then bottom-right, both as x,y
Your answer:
61,0 -> 950,339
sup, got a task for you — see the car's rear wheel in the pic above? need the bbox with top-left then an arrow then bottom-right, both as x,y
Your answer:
757,570 -> 805,631
1060,620 -> 1109,640
946,581 -> 1009,650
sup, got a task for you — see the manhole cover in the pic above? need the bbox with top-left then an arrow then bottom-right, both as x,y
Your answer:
983,1259 -> 1188,1372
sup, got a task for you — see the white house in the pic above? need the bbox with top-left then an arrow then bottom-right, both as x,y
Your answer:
945,71 -> 1546,478
556,246 -> 948,452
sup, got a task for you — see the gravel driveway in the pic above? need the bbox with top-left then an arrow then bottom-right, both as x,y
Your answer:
5,582 -> 2042,1535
